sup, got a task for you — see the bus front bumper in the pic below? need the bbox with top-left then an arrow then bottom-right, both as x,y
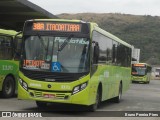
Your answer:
18,81 -> 92,106
131,76 -> 147,82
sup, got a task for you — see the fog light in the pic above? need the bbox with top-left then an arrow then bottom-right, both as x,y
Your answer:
64,95 -> 69,99
29,92 -> 34,97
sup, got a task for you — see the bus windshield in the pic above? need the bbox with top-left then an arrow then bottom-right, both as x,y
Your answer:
132,66 -> 146,76
23,35 -> 90,73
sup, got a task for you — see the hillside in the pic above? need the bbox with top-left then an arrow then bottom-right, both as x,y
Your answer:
58,13 -> 160,65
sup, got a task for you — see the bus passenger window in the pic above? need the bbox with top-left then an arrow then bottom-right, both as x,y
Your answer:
0,36 -> 12,60
92,31 -> 113,64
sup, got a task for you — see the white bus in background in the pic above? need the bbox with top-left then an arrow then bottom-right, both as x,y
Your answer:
155,68 -> 160,77
132,48 -> 140,64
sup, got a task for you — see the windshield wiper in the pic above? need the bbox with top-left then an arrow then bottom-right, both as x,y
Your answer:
35,33 -> 50,61
37,33 -> 47,51
58,34 -> 74,52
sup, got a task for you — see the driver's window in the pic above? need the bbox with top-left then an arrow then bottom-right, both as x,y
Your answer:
0,36 -> 13,60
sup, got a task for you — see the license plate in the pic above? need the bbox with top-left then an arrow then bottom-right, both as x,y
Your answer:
43,94 -> 55,98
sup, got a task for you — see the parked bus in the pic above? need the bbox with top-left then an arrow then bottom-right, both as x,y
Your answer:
18,19 -> 132,111
131,63 -> 152,83
0,29 -> 21,98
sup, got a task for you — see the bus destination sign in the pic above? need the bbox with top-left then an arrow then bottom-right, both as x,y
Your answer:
32,22 -> 81,32
133,64 -> 145,67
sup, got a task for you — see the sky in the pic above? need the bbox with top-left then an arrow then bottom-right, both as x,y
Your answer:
28,0 -> 160,16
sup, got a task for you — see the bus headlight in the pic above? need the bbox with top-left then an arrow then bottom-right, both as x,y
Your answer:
19,78 -> 28,91
72,82 -> 88,95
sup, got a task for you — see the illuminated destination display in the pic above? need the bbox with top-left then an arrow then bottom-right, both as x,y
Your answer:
32,22 -> 81,32
133,64 -> 145,67
23,60 -> 45,68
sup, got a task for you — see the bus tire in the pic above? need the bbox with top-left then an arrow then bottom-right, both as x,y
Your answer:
89,88 -> 101,112
36,101 -> 47,108
2,76 -> 15,98
113,83 -> 122,103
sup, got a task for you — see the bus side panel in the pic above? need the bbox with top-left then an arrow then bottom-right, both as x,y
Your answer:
121,67 -> 131,93
0,60 -> 19,91
90,64 -> 131,102
88,65 -> 102,105
89,65 -> 111,104
100,65 -> 116,101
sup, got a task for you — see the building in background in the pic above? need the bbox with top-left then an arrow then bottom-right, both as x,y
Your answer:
132,48 -> 140,64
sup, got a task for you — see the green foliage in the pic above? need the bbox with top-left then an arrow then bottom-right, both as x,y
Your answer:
58,13 -> 160,65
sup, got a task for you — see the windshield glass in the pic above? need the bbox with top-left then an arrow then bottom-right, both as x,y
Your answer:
23,35 -> 90,73
132,66 -> 146,76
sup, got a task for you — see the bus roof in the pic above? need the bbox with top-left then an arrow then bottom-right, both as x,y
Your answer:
0,29 -> 18,36
27,19 -> 84,23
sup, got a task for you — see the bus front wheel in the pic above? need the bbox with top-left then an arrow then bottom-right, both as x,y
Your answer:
2,76 -> 15,98
89,88 -> 101,111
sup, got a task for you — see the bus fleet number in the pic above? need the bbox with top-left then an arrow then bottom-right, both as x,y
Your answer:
2,65 -> 13,71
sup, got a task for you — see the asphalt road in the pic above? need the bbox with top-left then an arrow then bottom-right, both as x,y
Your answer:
0,80 -> 160,118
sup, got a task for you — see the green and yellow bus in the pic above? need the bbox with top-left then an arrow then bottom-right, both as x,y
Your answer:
0,29 -> 21,98
18,19 -> 132,111
131,63 -> 152,84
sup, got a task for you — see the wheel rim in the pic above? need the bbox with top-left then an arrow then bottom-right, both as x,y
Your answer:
4,80 -> 12,94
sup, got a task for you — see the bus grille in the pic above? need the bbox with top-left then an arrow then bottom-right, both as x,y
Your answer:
34,91 -> 66,99
56,94 -> 66,99
34,91 -> 42,97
